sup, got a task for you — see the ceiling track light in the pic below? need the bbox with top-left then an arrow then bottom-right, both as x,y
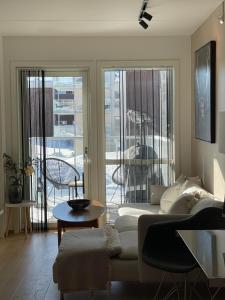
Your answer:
139,19 -> 148,29
142,11 -> 153,21
219,1 -> 224,24
138,0 -> 153,29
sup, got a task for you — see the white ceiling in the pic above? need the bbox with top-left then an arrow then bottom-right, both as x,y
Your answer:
0,0 -> 222,36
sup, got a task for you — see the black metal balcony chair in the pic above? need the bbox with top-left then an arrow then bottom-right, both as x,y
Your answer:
44,158 -> 84,201
142,207 -> 225,300
111,144 -> 163,204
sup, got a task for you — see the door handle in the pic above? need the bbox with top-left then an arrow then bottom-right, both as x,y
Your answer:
84,146 -> 88,162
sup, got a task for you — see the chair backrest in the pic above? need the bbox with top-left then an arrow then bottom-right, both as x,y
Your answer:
151,207 -> 225,231
144,207 -> 225,249
43,158 -> 80,189
142,207 -> 225,273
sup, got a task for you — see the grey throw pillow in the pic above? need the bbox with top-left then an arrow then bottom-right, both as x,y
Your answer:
168,193 -> 196,214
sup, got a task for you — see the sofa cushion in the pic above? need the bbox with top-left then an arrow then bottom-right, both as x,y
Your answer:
119,203 -> 160,217
168,193 -> 196,214
159,177 -> 205,214
115,215 -> 139,232
176,175 -> 202,187
190,197 -> 223,214
181,180 -> 210,199
118,230 -> 138,260
175,174 -> 186,184
160,182 -> 184,213
150,185 -> 168,205
186,176 -> 202,187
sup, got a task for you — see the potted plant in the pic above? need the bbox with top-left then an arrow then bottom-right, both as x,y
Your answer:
3,153 -> 34,204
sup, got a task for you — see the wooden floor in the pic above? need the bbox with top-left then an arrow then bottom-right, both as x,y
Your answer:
0,232 -> 225,300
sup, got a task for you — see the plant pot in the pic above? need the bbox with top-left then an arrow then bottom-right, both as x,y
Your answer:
8,184 -> 22,204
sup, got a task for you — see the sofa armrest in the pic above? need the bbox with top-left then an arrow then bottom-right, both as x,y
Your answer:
138,213 -> 189,282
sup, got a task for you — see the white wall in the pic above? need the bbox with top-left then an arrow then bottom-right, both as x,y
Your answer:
0,36 -> 5,237
191,4 -> 225,199
3,36 -> 192,201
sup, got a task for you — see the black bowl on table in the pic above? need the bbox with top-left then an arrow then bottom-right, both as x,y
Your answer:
67,199 -> 90,211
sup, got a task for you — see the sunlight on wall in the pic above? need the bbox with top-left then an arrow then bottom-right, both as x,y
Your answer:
213,158 -> 225,199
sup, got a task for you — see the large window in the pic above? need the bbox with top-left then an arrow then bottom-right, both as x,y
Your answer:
104,68 -> 174,223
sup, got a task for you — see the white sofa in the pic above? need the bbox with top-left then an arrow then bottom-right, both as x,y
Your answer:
118,175 -> 222,219
53,176 -> 223,297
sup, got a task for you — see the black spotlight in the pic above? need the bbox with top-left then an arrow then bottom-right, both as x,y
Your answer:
142,11 -> 153,21
139,19 -> 148,29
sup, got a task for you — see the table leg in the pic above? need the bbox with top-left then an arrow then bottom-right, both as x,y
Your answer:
94,219 -> 99,228
24,207 -> 27,237
26,207 -> 32,233
57,220 -> 62,246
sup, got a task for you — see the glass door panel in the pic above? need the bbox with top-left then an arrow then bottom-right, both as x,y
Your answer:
104,69 -> 174,223
29,71 -> 88,224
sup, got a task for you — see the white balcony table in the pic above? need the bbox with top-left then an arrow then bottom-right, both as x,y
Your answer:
5,201 -> 35,237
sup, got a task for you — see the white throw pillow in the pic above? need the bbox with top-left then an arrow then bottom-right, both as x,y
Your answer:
190,197 -> 223,215
168,193 -> 196,214
186,176 -> 202,187
150,185 -> 168,205
160,182 -> 184,213
175,174 -> 202,187
175,174 -> 186,184
181,180 -> 209,199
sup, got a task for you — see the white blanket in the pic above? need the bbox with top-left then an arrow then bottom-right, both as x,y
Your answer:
54,227 -> 121,292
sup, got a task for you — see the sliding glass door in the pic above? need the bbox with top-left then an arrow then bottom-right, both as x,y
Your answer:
103,68 -> 174,223
20,70 -> 88,228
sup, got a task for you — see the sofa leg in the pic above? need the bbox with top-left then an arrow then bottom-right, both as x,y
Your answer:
60,291 -> 64,300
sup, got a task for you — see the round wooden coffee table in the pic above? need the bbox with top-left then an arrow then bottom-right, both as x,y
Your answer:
52,201 -> 105,245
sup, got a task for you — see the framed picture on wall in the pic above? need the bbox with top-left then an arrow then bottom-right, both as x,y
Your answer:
195,41 -> 216,143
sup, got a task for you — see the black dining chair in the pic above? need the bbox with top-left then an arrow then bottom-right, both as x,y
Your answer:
142,207 -> 225,300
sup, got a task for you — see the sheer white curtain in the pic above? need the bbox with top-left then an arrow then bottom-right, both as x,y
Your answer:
105,68 -> 174,206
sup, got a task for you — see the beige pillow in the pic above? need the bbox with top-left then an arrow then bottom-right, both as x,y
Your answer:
168,193 -> 196,214
181,180 -> 209,199
175,174 -> 202,186
175,174 -> 186,184
150,185 -> 168,205
187,176 -> 202,187
160,182 -> 184,213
